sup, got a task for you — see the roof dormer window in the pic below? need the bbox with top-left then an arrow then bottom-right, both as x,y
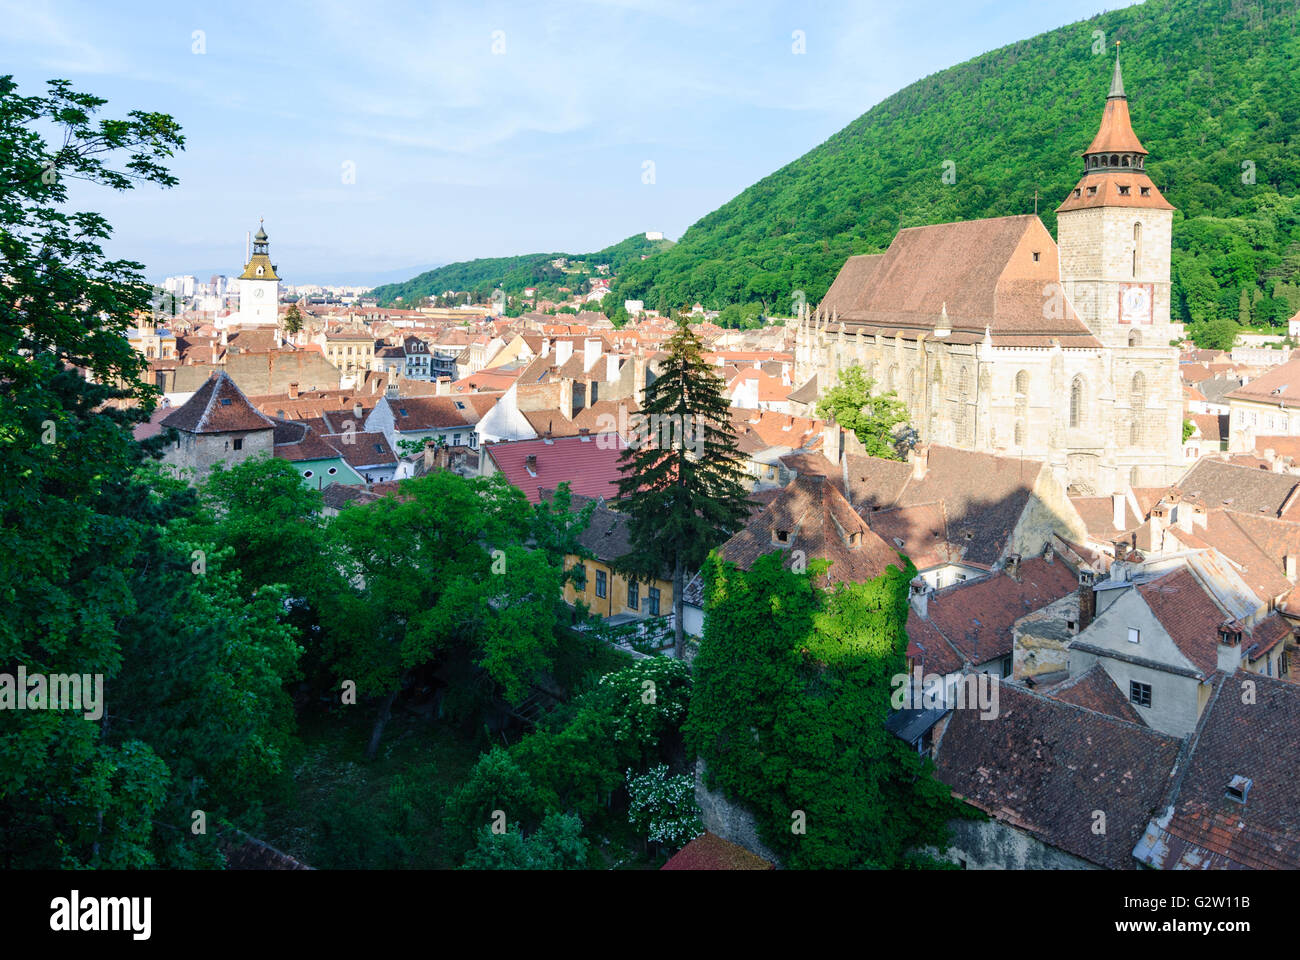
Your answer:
1140,186 -> 1151,196
774,528 -> 789,544
1087,186 -> 1098,196
1118,185 -> 1131,196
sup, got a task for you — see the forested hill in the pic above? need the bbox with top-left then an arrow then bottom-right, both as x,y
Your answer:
609,0 -> 1300,333
370,232 -> 674,305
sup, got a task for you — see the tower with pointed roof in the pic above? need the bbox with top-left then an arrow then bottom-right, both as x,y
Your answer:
1057,51 -> 1177,349
235,220 -> 281,328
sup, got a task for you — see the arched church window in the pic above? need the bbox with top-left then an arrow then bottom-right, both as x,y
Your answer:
1122,156 -> 1130,167
1129,331 -> 1141,347
1014,420 -> 1025,446
887,364 -> 898,392
1069,376 -> 1086,428
1015,370 -> 1029,396
1110,154 -> 1119,166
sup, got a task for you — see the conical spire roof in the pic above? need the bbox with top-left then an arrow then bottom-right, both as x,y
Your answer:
1084,54 -> 1146,156
1108,53 -> 1125,99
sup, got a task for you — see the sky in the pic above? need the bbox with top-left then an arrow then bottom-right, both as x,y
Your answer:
1,0 -> 1139,284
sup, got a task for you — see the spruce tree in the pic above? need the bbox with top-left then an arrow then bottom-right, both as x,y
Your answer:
614,319 -> 750,658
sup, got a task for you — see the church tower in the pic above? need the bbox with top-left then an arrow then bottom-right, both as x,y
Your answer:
1056,53 -> 1178,349
235,220 -> 280,327
1057,53 -> 1184,487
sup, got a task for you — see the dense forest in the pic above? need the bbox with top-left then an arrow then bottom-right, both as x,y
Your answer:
369,232 -> 674,306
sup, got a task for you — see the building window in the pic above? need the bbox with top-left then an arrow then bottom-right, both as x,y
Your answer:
328,467 -> 337,475
647,587 -> 661,616
628,581 -> 639,610
303,470 -> 314,479
1129,681 -> 1152,708
232,438 -> 243,451
1032,251 -> 1040,262
1000,655 -> 1012,677
1118,185 -> 1131,196
595,570 -> 607,599
1128,627 -> 1141,644
453,433 -> 461,446
1014,370 -> 1029,396
1140,186 -> 1151,196
1069,376 -> 1086,428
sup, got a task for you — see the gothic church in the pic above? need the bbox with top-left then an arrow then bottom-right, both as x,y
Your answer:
793,55 -> 1183,493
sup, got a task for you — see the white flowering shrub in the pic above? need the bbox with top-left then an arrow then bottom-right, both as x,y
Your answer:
626,764 -> 703,848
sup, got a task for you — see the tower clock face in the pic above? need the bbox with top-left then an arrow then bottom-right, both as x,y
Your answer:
253,287 -> 264,299
1119,283 -> 1153,324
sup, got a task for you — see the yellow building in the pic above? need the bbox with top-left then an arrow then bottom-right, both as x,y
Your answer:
561,499 -> 673,620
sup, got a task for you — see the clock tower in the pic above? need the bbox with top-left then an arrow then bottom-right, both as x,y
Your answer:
235,220 -> 280,327
1056,51 -> 1184,487
1056,52 -> 1178,349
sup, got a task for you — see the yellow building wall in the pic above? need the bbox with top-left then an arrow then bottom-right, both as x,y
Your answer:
563,554 -> 673,619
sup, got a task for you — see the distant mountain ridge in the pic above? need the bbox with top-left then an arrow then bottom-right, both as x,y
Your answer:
370,233 -> 674,305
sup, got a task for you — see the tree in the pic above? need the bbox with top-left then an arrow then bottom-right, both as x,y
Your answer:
626,764 -> 702,850
685,552 -> 963,868
614,319 -> 752,657
460,812 -> 589,870
1189,317 -> 1239,352
1183,419 -> 1196,444
0,75 -> 186,867
321,472 -> 563,756
817,364 -> 912,459
282,302 -> 304,337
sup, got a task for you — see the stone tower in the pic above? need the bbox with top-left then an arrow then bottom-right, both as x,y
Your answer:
1056,52 -> 1184,487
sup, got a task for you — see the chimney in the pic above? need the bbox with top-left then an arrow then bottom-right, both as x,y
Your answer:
1217,620 -> 1243,673
1148,509 -> 1163,553
436,377 -> 450,396
822,422 -> 843,466
583,337 -> 601,371
1286,554 -> 1297,583
1077,569 -> 1096,631
910,578 -> 929,618
289,382 -> 299,400
1112,491 -> 1126,531
560,379 -> 574,422
353,401 -> 363,421
1005,553 -> 1021,581
555,339 -> 574,367
910,444 -> 929,480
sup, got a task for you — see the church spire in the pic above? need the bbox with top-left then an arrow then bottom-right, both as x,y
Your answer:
1108,49 -> 1125,99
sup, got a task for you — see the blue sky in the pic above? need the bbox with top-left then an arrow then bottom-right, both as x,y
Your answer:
1,0 -> 1136,284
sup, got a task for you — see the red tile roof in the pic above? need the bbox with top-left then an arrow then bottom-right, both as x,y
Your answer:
1136,568 -> 1225,678
486,433 -> 627,505
660,832 -> 774,870
924,558 -> 1078,667
161,371 -> 277,434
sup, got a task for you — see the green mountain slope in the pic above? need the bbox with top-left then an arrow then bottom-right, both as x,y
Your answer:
370,233 -> 674,305
610,0 -> 1300,330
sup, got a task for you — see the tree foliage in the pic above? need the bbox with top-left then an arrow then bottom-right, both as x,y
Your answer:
684,552 -> 964,869
816,364 -> 913,460
614,319 -> 752,655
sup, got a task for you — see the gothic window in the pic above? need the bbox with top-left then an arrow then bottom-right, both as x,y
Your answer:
1129,331 -> 1141,347
887,364 -> 898,392
1069,375 -> 1086,428
1014,370 -> 1029,396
